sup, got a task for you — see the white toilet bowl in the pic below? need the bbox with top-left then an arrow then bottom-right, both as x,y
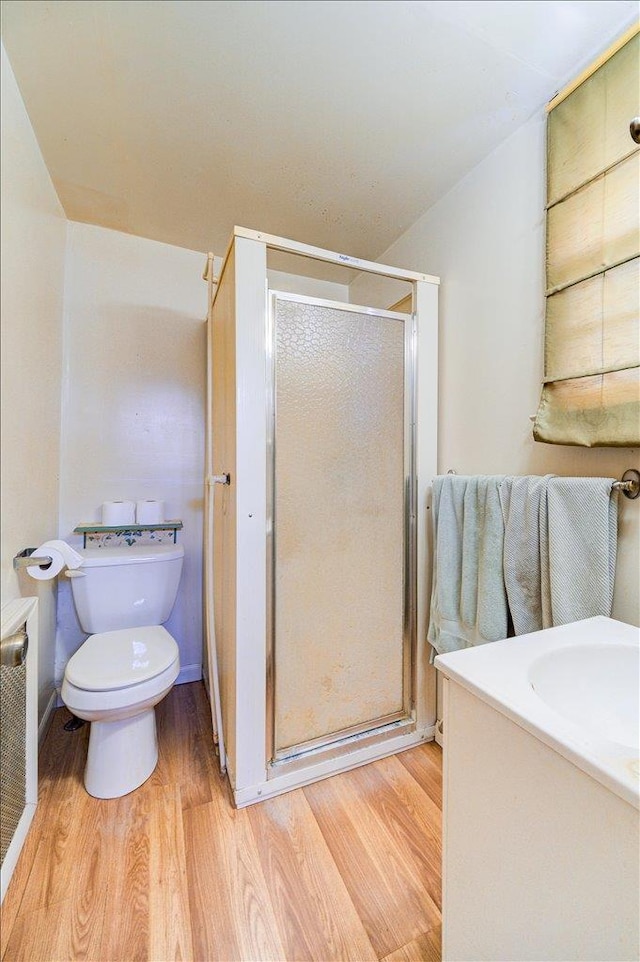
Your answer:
61,624 -> 179,799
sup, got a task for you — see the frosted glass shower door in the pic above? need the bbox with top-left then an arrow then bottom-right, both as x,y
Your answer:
270,293 -> 414,761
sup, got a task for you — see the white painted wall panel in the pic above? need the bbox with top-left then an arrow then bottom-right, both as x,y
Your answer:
57,223 -> 208,682
0,44 -> 66,722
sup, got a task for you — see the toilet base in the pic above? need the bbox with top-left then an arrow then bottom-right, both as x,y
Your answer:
84,708 -> 158,799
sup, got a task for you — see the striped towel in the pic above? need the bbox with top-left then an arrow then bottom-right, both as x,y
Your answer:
500,475 -> 618,632
544,476 -> 618,627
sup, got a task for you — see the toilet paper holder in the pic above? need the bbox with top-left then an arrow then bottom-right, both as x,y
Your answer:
13,547 -> 53,570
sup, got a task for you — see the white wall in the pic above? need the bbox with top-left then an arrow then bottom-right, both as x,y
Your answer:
351,113 -> 639,627
0,43 -> 67,723
56,223 -> 209,683
267,269 -> 349,302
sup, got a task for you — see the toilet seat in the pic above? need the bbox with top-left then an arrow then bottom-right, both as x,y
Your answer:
61,656 -> 180,719
65,624 -> 178,691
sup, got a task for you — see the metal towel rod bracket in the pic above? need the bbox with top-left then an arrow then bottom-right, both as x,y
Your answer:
613,469 -> 640,499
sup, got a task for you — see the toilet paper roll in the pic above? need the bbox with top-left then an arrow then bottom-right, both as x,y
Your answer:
102,500 -> 136,525
136,500 -> 165,525
27,540 -> 84,581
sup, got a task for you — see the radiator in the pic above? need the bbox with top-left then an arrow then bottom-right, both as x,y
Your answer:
1,599 -> 38,903
1,634 -> 28,866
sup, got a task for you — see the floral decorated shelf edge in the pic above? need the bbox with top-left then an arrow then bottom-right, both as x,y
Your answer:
73,522 -> 183,548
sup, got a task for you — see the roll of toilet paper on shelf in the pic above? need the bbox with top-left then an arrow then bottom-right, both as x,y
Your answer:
26,540 -> 84,581
136,500 -> 165,525
101,500 -> 136,525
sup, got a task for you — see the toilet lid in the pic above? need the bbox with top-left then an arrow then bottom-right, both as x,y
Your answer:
65,625 -> 179,691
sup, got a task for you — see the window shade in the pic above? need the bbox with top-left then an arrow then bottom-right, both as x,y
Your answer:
533,31 -> 640,447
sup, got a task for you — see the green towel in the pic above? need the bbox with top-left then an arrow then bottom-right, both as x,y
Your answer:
499,475 -> 555,634
428,475 -> 509,655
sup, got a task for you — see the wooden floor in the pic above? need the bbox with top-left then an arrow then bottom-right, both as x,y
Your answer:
1,682 -> 442,962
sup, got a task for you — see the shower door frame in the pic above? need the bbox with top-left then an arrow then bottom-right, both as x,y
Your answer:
266,292 -> 417,768
208,226 -> 439,807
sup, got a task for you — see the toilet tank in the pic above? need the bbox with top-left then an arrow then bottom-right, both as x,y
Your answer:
70,544 -> 184,634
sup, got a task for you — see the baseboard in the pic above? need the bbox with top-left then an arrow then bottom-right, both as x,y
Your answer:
176,663 -> 202,685
38,690 -> 57,746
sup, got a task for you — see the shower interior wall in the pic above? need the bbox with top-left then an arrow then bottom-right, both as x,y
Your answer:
208,228 -> 439,806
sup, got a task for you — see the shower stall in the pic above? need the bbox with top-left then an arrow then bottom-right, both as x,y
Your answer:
204,228 -> 438,806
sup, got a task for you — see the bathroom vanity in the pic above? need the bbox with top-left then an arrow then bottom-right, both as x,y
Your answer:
435,617 -> 639,962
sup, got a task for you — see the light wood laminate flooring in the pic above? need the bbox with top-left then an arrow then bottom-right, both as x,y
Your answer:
1,682 -> 442,962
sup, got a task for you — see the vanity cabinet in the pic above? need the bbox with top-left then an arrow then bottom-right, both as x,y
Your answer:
440,677 -> 639,962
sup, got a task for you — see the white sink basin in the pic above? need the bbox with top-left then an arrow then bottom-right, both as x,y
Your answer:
434,617 -> 640,808
529,643 -> 639,750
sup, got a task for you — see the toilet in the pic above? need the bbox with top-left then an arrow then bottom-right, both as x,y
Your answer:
61,543 -> 184,799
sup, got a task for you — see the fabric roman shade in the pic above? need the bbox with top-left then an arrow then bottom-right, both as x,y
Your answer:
533,30 -> 640,447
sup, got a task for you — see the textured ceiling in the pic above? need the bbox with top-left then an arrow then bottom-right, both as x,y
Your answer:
2,0 -> 637,268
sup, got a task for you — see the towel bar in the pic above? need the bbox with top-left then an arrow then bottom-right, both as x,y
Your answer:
444,469 -> 640,500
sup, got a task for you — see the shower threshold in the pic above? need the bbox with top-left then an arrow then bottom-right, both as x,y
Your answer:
269,715 -> 417,775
